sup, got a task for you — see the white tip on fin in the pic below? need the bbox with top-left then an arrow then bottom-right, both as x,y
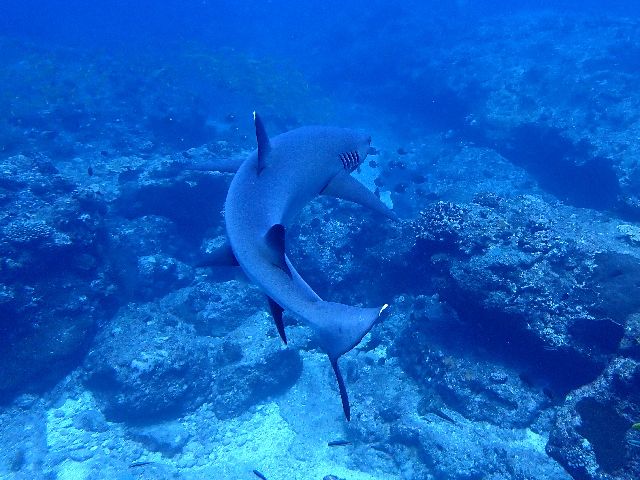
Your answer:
379,304 -> 389,315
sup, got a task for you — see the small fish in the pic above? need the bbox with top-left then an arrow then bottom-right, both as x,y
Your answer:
87,166 -> 93,176
253,469 -> 267,480
327,439 -> 352,447
129,461 -> 153,468
632,423 -> 640,431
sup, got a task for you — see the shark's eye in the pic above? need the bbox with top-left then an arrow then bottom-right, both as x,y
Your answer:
339,151 -> 360,171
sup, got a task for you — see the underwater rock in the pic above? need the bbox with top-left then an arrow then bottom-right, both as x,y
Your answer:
396,14 -> 640,216
616,224 -> 640,247
0,400 -> 47,476
72,409 -> 109,433
106,215 -> 199,304
84,292 -> 302,423
620,313 -> 640,359
128,421 -> 191,457
84,302 -> 216,423
412,201 -> 468,253
184,280 -> 262,337
113,169 -> 228,242
136,254 -> 194,300
590,252 -> 640,324
547,357 -> 640,480
286,135 -> 640,435
210,347 -> 302,420
411,195 -> 633,394
346,348 -> 572,480
2,218 -> 58,246
491,124 -> 621,211
395,308 -> 548,429
0,153 -> 112,403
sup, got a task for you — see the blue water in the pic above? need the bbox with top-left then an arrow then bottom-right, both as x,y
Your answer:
1,1 -> 640,479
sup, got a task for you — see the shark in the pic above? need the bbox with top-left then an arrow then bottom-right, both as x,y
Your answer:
213,113 -> 397,420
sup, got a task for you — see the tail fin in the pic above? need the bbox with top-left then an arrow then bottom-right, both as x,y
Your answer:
309,301 -> 388,360
331,357 -> 351,421
306,301 -> 389,420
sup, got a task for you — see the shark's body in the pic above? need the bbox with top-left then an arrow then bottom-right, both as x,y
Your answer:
223,114 -> 395,420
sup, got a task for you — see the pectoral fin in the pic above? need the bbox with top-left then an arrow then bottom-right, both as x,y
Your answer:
322,172 -> 398,221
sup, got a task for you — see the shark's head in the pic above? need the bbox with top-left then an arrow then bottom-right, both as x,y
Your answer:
334,130 -> 372,173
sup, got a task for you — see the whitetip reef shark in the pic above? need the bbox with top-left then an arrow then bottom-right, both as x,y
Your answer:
208,113 -> 397,420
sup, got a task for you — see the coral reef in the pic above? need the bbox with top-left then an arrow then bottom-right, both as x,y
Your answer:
1,9 -> 640,479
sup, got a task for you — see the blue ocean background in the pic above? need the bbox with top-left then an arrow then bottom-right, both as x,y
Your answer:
1,1 -> 640,479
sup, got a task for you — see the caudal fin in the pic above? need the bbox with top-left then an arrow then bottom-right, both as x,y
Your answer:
306,301 -> 389,420
331,357 -> 351,420
309,301 -> 388,359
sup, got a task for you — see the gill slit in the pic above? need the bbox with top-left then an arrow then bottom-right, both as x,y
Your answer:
339,151 -> 360,172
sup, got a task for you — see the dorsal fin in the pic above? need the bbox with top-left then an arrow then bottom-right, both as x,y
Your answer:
253,111 -> 271,174
264,224 -> 291,277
